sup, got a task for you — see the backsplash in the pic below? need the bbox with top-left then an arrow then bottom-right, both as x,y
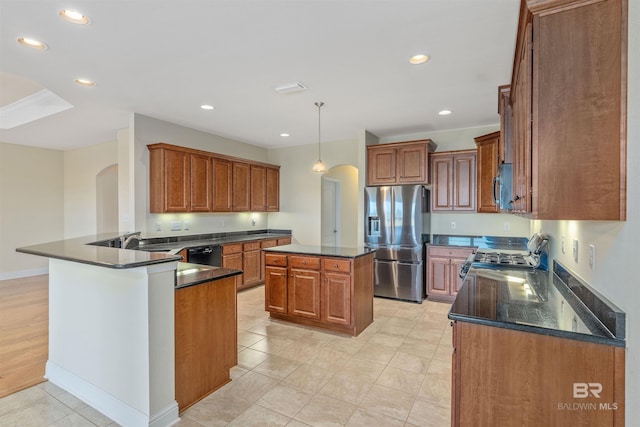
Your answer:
430,212 -> 530,237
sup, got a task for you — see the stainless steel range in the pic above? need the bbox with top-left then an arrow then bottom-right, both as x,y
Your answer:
460,233 -> 549,278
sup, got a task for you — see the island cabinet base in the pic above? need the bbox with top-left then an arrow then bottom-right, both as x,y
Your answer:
452,321 -> 625,427
175,276 -> 237,411
264,251 -> 374,337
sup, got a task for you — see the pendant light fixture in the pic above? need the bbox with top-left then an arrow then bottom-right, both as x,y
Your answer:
312,101 -> 327,173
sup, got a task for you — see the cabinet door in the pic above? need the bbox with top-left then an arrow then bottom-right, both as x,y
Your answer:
367,146 -> 397,185
475,135 -> 499,214
222,252 -> 243,285
242,249 -> 261,288
265,266 -> 287,314
266,167 -> 279,212
190,153 -> 212,212
450,258 -> 468,295
212,157 -> 232,212
250,165 -> 266,212
453,153 -> 476,211
498,85 -> 512,164
232,161 -> 250,211
431,156 -> 453,211
163,149 -> 190,212
288,269 -> 321,320
321,272 -> 351,326
511,23 -> 532,214
397,143 -> 427,184
427,256 -> 450,297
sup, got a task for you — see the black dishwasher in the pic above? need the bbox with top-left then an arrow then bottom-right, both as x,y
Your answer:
186,245 -> 222,266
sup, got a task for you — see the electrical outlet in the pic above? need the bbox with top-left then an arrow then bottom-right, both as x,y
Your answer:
155,222 -> 162,231
503,222 -> 510,231
183,221 -> 189,230
170,221 -> 182,231
450,221 -> 456,230
220,219 -> 225,228
573,239 -> 579,262
561,236 -> 565,254
589,244 -> 596,270
251,217 -> 256,226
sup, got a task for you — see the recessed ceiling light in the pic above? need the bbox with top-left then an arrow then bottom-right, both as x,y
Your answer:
280,133 -> 290,137
409,54 -> 430,65
74,78 -> 96,87
17,37 -> 47,50
200,105 -> 215,110
59,9 -> 90,25
438,110 -> 452,115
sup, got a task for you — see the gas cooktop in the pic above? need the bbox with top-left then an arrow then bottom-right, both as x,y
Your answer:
472,250 -> 538,267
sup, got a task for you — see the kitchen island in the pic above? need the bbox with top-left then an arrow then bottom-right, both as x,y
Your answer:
262,245 -> 375,336
449,261 -> 625,426
16,235 -> 241,427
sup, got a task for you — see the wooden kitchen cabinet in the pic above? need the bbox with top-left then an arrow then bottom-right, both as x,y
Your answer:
266,166 -> 280,212
174,275 -> 237,411
451,321 -> 625,426
366,139 -> 436,186
288,256 -> 321,320
242,241 -> 262,288
505,0 -> 626,220
148,144 -> 212,213
426,246 -> 474,303
497,85 -> 512,164
221,243 -> 244,287
212,157 -> 232,212
148,143 -> 280,213
430,150 -> 476,212
264,251 -> 374,336
474,131 -> 500,214
232,161 -> 250,212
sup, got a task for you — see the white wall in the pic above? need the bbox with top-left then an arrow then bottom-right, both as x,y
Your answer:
0,143 -> 64,279
64,140 -> 118,238
323,165 -> 359,247
533,1 -> 639,419
267,137 -> 362,245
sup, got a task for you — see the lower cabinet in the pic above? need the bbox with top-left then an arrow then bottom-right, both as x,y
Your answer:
222,237 -> 292,291
426,246 -> 475,302
451,321 -> 625,426
174,275 -> 237,411
264,252 -> 373,336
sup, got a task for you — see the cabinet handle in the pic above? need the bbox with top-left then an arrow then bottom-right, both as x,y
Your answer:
334,264 -> 339,268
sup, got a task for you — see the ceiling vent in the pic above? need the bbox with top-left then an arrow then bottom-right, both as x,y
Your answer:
274,81 -> 308,94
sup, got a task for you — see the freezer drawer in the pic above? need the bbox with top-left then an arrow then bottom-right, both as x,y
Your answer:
373,259 -> 424,303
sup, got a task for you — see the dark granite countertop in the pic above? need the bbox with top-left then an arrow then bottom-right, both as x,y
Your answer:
136,230 -> 291,252
16,234 -> 181,269
263,244 -> 375,259
430,234 -> 528,250
175,262 -> 242,289
448,261 -> 625,347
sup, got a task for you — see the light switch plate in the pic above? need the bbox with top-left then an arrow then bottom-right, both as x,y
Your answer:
573,239 -> 579,262
589,244 -> 596,270
170,221 -> 182,231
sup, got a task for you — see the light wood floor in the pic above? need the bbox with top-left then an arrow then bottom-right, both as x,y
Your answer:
0,274 -> 48,398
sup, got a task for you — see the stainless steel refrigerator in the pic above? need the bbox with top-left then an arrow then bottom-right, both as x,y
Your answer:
365,185 -> 430,303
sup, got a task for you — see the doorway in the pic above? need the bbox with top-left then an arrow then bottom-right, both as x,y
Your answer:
321,177 -> 340,247
96,164 -> 119,234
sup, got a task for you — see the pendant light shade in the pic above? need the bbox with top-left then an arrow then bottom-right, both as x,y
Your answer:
312,101 -> 327,173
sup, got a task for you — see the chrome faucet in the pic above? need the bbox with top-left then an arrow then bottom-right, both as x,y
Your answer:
120,232 -> 141,249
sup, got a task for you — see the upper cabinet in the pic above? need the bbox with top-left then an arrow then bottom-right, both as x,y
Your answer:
366,140 -> 437,186
430,150 -> 477,212
504,0 -> 627,220
148,143 -> 280,213
474,131 -> 500,214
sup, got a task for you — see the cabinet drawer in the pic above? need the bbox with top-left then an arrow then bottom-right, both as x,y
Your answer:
322,258 -> 351,273
290,256 -> 320,270
428,246 -> 475,259
265,254 -> 288,267
243,241 -> 261,251
222,243 -> 243,254
261,239 -> 277,248
277,237 -> 292,246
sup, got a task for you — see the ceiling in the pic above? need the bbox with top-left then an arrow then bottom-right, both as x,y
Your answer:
0,0 -> 519,151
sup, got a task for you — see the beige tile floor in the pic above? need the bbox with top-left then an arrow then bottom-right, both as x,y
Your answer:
0,285 -> 452,427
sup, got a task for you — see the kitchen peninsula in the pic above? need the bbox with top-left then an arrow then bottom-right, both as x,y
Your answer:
263,244 -> 375,336
16,234 -> 242,427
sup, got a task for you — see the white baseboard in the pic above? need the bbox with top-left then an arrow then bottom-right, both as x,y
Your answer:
46,361 -> 179,427
0,267 -> 48,281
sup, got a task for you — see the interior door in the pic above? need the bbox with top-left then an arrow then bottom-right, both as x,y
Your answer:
321,177 -> 340,247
